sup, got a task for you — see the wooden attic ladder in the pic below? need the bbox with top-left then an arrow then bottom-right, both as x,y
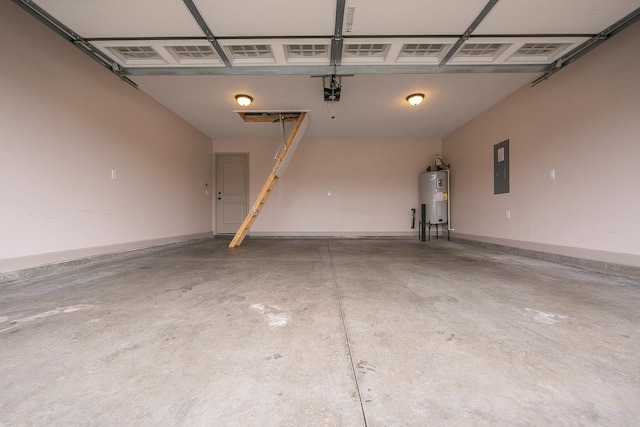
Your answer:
228,112 -> 309,248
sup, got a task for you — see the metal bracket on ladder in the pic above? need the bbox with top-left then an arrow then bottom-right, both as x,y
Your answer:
228,112 -> 309,248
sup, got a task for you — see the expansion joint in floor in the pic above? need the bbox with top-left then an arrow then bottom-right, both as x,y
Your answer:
326,240 -> 368,427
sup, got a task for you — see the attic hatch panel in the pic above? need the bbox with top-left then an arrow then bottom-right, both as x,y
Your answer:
235,111 -> 304,124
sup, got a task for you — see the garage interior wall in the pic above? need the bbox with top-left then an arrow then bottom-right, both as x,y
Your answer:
213,138 -> 441,236
0,3 -> 213,273
3,1 -> 639,274
442,21 -> 640,268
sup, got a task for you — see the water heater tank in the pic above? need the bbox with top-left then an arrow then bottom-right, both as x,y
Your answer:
420,171 -> 448,224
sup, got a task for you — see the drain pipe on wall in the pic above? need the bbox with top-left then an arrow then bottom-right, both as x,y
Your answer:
433,156 -> 454,233
445,168 -> 454,233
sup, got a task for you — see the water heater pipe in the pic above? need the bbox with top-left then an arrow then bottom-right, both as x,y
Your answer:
445,169 -> 453,232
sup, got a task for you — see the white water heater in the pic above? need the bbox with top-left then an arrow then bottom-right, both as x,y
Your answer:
420,171 -> 448,224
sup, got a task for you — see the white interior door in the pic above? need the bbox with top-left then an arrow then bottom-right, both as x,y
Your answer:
215,154 -> 248,234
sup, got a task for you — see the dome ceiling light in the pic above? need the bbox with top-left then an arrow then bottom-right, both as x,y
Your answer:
235,94 -> 253,107
406,93 -> 425,106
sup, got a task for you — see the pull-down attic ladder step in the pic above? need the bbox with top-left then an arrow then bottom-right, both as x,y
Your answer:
229,111 -> 309,248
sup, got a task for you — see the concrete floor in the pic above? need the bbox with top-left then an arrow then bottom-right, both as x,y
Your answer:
1,239 -> 639,426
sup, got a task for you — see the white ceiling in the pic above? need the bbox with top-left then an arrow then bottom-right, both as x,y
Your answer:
132,73 -> 538,140
23,0 -> 640,140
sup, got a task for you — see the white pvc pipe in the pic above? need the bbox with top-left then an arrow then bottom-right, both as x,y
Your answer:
446,168 -> 453,231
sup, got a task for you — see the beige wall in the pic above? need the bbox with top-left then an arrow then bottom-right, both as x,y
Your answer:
0,3 -> 213,272
214,138 -> 441,236
442,22 -> 640,267
5,3 -> 638,272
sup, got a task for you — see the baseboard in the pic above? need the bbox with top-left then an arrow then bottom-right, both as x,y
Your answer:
0,232 -> 213,284
7,232 -> 635,284
451,233 -> 640,279
249,231 -> 419,238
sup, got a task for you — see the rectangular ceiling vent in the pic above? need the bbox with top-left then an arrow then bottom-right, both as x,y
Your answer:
166,45 -> 220,64
451,43 -> 510,63
399,43 -> 448,58
507,43 -> 571,63
285,44 -> 329,59
394,42 -> 452,64
515,43 -> 569,56
107,46 -> 167,65
342,43 -> 390,63
229,45 -> 272,58
458,43 -> 506,57
225,44 -> 275,65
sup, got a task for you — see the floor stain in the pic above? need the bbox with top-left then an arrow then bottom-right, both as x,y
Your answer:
219,295 -> 246,304
250,303 -> 290,327
263,353 -> 283,360
524,308 -> 568,325
0,304 -> 95,334
356,360 -> 377,372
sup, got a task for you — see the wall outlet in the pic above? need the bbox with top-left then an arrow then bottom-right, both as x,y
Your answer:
548,169 -> 556,180
327,191 -> 332,196
111,169 -> 117,180
506,210 -> 511,219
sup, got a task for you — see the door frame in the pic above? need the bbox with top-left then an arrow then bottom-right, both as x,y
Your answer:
214,152 -> 249,235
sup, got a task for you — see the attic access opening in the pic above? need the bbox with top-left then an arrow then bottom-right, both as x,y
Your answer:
228,112 -> 309,248
235,111 -> 304,124
232,110 -> 309,178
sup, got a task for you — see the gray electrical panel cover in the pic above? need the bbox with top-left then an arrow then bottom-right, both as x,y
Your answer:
494,139 -> 509,194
